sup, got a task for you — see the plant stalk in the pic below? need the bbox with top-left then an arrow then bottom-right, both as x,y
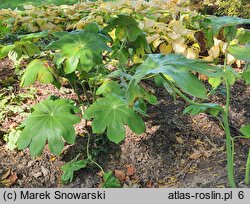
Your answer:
222,76 -> 236,187
85,127 -> 104,174
245,149 -> 250,185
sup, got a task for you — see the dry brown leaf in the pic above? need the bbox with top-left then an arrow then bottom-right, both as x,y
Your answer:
146,180 -> 153,188
0,169 -> 11,180
127,165 -> 136,176
114,170 -> 126,181
189,149 -> 202,160
1,173 -> 18,187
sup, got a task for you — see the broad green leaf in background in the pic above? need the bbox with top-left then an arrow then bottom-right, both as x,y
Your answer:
21,59 -> 55,87
0,21 -> 10,38
225,66 -> 240,86
228,44 -> 250,61
19,30 -> 49,42
183,103 -> 223,116
240,125 -> 250,138
243,64 -> 250,84
105,15 -> 151,64
105,15 -> 144,42
61,154 -> 88,184
0,41 -> 40,59
236,28 -> 250,45
83,94 -> 145,144
126,80 -> 158,106
47,27 -> 111,74
3,129 -> 21,151
131,54 -> 223,98
102,171 -> 121,188
205,16 -> 250,37
17,97 -> 80,157
96,80 -> 124,96
208,77 -> 222,89
201,16 -> 250,46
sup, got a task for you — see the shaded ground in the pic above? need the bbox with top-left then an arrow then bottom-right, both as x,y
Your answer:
0,60 -> 249,188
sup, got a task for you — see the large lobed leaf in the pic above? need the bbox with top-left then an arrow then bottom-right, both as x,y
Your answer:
21,59 -> 55,87
240,125 -> 250,138
83,94 -> 145,144
205,16 -> 250,36
131,54 -> 223,98
47,25 -> 111,74
105,15 -> 144,42
61,154 -> 88,184
18,97 -> 80,157
228,44 -> 250,62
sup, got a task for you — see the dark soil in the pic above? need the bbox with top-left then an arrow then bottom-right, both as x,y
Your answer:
0,60 -> 250,188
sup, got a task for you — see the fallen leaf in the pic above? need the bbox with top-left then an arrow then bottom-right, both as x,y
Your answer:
146,180 -> 153,188
189,149 -> 202,160
0,169 -> 11,180
127,165 -> 136,176
49,156 -> 56,162
41,166 -> 49,177
176,136 -> 184,144
114,170 -> 126,181
31,172 -> 42,178
1,173 -> 18,187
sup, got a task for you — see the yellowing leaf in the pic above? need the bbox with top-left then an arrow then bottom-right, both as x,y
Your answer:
152,38 -> 164,49
184,47 -> 199,59
208,45 -> 220,59
159,43 -> 172,54
147,34 -> 160,44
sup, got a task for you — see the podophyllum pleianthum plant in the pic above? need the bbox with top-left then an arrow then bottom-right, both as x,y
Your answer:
2,14 -> 249,187
7,16 -> 153,187
128,16 -> 250,187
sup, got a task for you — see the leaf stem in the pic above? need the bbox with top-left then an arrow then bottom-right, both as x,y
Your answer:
85,127 -> 104,174
222,52 -> 236,187
68,80 -> 85,104
80,82 -> 91,105
245,149 -> 250,185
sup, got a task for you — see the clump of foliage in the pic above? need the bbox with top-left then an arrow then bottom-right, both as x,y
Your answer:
188,0 -> 250,18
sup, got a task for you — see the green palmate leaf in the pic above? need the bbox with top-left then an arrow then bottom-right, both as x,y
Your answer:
0,45 -> 15,58
126,80 -> 158,106
61,155 -> 88,184
96,80 -> 124,96
225,66 -> 240,86
132,54 -> 223,98
105,15 -> 151,63
208,77 -> 222,89
205,16 -> 250,37
4,129 -> 21,151
183,103 -> 223,116
236,29 -> 250,45
0,21 -> 10,37
228,44 -> 250,61
18,97 -> 80,157
21,59 -> 55,87
47,28 -> 110,74
243,64 -> 250,84
0,41 -> 40,59
240,125 -> 250,138
105,15 -> 143,42
102,171 -> 121,188
83,94 -> 145,144
19,30 -> 49,42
